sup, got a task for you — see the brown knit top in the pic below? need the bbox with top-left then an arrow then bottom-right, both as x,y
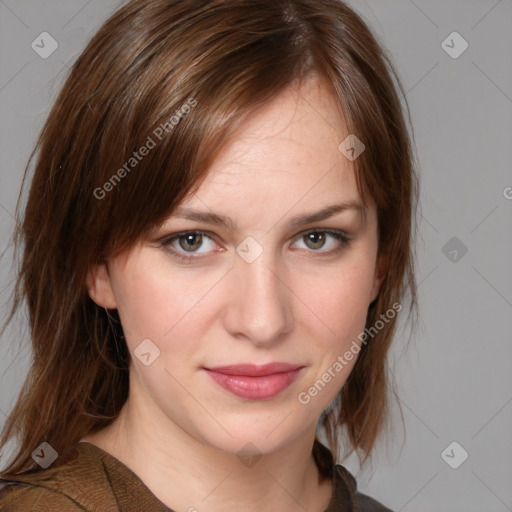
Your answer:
0,440 -> 392,511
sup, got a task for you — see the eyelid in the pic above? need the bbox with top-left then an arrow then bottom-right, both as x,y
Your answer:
158,230 -> 220,258
157,229 -> 218,246
289,228 -> 350,251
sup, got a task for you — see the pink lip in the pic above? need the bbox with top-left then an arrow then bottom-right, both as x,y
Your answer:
203,363 -> 304,400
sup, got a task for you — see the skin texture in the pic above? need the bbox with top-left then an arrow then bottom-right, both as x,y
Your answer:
83,74 -> 386,512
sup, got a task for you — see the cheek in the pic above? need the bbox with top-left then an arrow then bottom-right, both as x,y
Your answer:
297,256 -> 377,344
293,259 -> 375,409
110,258 -> 226,370
112,271 -> 170,341
112,259 -> 198,336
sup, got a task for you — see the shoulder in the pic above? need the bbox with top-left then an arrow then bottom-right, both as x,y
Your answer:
0,479 -> 87,511
354,490 -> 394,512
333,464 -> 394,512
0,442 -> 123,511
313,440 -> 393,512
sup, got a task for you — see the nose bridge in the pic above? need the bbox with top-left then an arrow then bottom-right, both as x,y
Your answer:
226,241 -> 293,345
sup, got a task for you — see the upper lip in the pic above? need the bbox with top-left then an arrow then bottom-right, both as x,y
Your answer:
204,363 -> 304,377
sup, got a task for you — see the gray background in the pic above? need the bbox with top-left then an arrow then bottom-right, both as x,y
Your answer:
1,1 -> 511,511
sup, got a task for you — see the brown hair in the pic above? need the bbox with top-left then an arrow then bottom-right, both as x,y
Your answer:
0,0 -> 418,475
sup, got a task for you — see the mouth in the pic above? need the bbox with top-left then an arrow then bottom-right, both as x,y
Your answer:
203,363 -> 305,400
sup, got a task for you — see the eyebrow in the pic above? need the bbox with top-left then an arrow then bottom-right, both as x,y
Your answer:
171,201 -> 366,231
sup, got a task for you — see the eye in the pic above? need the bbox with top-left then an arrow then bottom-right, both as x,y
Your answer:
159,231 -> 219,261
157,228 -> 350,263
291,229 -> 350,253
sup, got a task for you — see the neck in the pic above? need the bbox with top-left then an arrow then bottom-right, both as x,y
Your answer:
82,379 -> 332,512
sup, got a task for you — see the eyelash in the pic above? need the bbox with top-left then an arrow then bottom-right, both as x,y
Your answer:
158,229 -> 351,263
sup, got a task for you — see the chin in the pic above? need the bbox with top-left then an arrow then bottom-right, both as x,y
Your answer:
190,410 -> 317,459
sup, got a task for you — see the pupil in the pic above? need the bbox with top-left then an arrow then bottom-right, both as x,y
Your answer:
180,233 -> 202,251
307,232 -> 325,249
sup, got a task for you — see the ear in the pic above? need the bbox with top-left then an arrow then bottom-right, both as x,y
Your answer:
85,263 -> 118,309
369,252 -> 388,304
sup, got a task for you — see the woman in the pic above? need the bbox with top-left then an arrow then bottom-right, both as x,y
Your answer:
0,0 -> 418,510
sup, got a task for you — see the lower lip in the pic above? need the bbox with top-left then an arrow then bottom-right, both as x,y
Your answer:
204,368 -> 303,400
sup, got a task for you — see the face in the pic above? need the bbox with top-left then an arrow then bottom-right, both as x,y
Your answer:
87,75 -> 385,456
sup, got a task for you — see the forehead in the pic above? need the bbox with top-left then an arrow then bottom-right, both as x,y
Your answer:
179,77 -> 368,222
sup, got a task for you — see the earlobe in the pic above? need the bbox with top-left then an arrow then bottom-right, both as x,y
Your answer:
85,263 -> 117,309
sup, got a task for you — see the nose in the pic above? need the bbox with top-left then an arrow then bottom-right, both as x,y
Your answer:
223,247 -> 294,347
